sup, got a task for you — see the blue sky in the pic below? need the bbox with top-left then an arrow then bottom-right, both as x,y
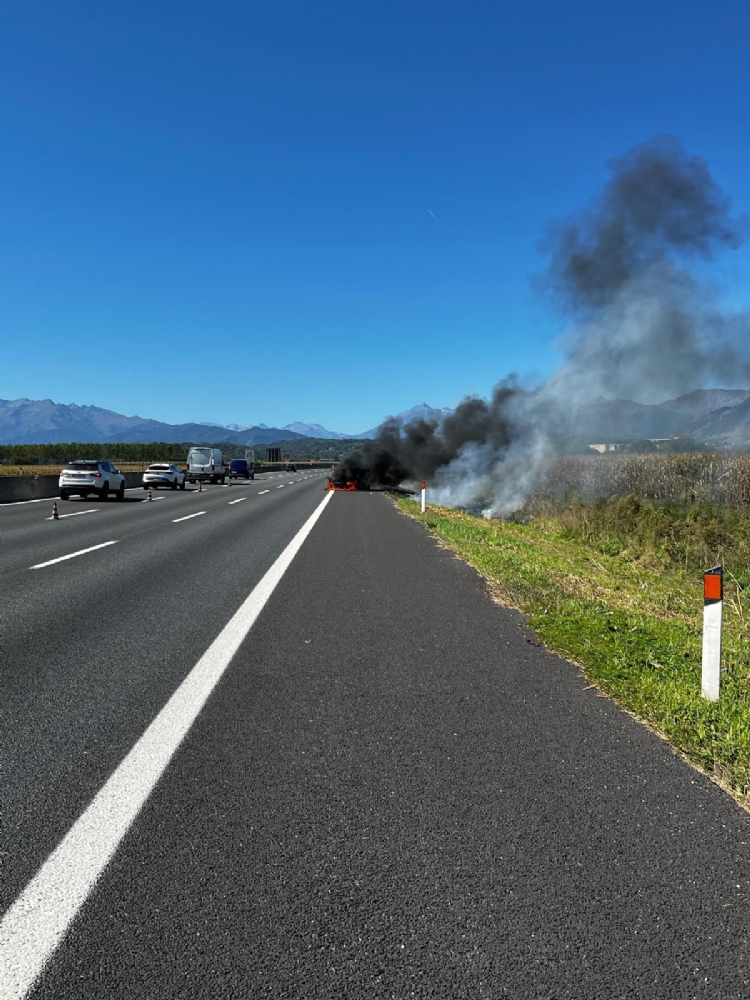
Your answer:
2,0 -> 750,433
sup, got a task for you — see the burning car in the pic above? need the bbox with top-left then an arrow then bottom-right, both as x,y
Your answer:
326,476 -> 361,491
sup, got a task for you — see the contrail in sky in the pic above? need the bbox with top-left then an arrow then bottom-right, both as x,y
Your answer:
428,209 -> 438,221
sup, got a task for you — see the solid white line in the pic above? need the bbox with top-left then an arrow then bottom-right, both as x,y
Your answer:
141,496 -> 166,502
258,490 -> 270,495
1,496 -> 60,506
1,487 -> 145,507
29,541 -> 118,570
0,490 -> 333,1000
172,512 -> 205,523
228,498 -> 246,505
46,509 -> 98,520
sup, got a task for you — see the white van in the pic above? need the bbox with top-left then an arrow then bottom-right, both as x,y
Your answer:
186,446 -> 225,484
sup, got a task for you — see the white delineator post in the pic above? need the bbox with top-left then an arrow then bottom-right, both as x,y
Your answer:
420,481 -> 426,513
701,564 -> 723,702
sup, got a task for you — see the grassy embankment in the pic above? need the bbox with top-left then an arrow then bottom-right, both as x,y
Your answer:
394,492 -> 750,803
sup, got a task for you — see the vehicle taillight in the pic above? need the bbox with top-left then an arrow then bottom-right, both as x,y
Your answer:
211,463 -> 215,472
93,472 -> 101,478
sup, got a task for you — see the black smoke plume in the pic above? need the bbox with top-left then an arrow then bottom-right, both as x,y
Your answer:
336,136 -> 750,495
335,382 -> 519,488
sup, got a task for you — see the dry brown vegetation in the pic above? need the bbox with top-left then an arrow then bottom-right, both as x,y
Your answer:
535,452 -> 750,507
0,463 -> 147,476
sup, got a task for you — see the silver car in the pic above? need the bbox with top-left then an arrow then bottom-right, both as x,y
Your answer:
143,463 -> 186,491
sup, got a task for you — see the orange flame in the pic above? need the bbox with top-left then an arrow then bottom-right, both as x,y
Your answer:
326,480 -> 358,491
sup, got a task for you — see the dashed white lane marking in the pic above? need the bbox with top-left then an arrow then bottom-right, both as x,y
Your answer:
172,512 -> 206,523
46,509 -> 98,520
228,498 -> 246,505
258,490 -> 270,495
0,490 -> 334,1000
276,485 -> 285,489
30,540 -> 118,570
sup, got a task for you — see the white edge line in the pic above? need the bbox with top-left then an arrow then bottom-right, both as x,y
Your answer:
171,511 -> 206,523
1,487 -> 147,508
30,541 -> 118,570
0,490 -> 334,1000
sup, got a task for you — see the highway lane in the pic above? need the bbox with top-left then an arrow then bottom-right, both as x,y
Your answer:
1,472 -> 330,919
4,490 -> 750,998
0,472 -> 329,574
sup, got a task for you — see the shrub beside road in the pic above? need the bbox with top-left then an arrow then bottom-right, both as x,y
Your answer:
395,494 -> 750,804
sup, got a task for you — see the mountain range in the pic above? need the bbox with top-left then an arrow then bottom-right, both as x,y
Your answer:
0,399 -> 449,446
2,392 -> 750,447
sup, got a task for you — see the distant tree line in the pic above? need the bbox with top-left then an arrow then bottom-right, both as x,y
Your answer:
0,438 -> 372,466
0,442 -> 189,465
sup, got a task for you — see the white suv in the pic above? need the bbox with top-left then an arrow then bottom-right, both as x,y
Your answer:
143,463 -> 186,490
59,460 -> 126,501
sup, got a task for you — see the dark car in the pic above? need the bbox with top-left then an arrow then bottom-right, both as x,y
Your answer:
284,463 -> 297,472
229,459 -> 254,480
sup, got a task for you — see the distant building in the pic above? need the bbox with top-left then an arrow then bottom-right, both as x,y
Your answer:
588,443 -> 623,453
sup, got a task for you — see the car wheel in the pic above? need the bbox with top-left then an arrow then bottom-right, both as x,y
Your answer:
99,484 -> 110,501
180,479 -> 186,490
116,483 -> 125,501
61,491 -> 70,500
171,481 -> 177,490
143,485 -> 149,490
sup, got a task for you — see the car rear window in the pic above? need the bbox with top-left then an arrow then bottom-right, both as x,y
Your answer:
190,449 -> 212,464
148,465 -> 172,471
64,463 -> 98,472
231,461 -> 247,469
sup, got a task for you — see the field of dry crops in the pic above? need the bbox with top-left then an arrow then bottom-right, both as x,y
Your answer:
0,463 -> 148,476
533,452 -> 750,507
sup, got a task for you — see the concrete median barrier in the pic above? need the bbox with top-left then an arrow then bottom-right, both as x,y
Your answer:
0,472 -> 145,504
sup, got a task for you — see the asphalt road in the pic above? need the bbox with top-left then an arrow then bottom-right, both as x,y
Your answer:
2,482 -> 750,998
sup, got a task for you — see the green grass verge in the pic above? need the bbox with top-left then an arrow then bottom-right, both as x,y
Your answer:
394,497 -> 750,801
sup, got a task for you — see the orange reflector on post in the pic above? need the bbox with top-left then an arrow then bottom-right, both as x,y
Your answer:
704,568 -> 722,601
421,481 -> 426,490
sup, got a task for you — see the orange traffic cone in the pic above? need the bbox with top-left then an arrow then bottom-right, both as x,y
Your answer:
51,501 -> 59,520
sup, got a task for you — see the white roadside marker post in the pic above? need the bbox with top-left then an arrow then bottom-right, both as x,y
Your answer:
51,502 -> 59,520
701,564 -> 723,702
198,480 -> 203,493
420,481 -> 426,514
148,488 -> 153,502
